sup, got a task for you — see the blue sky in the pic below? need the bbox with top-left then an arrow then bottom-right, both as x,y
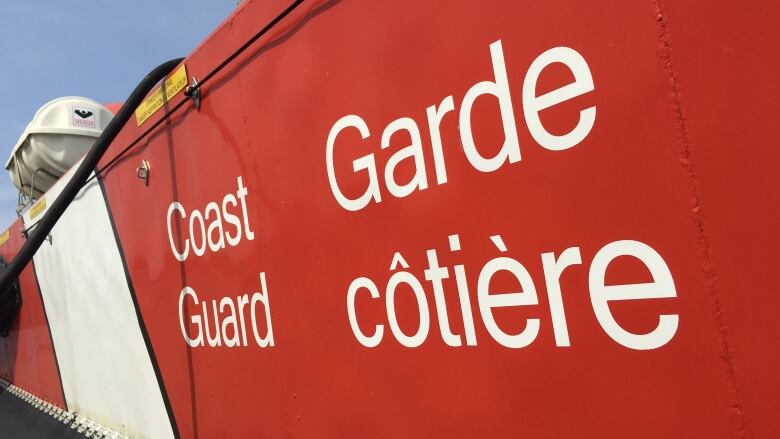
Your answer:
0,2 -> 236,226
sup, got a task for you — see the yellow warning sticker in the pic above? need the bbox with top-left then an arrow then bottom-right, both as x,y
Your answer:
135,64 -> 188,126
0,230 -> 9,247
29,197 -> 46,220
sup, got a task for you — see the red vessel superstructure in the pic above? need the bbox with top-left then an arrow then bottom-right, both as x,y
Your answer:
0,0 -> 778,438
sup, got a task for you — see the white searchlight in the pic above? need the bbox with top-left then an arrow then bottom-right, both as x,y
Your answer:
5,96 -> 113,200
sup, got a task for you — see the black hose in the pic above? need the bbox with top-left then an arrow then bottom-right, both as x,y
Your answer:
90,0 -> 304,183
0,58 -> 184,295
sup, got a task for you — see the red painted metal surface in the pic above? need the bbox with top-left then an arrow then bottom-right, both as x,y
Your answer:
661,0 -> 780,436
0,219 -> 65,408
1,0 -> 778,437
93,0 -> 778,437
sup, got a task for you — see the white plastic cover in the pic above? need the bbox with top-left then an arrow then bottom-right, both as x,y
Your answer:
6,97 -> 112,197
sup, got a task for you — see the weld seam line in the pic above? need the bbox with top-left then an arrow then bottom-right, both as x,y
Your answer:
653,1 -> 746,436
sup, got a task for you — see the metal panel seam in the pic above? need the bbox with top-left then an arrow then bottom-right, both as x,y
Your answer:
653,1 -> 746,436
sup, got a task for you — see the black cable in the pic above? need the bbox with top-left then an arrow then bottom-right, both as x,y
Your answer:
0,59 -> 184,295
0,0 -> 305,295
190,0 -> 303,90
92,0 -> 303,180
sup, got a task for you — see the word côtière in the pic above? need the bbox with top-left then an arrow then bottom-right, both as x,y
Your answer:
347,235 -> 678,351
